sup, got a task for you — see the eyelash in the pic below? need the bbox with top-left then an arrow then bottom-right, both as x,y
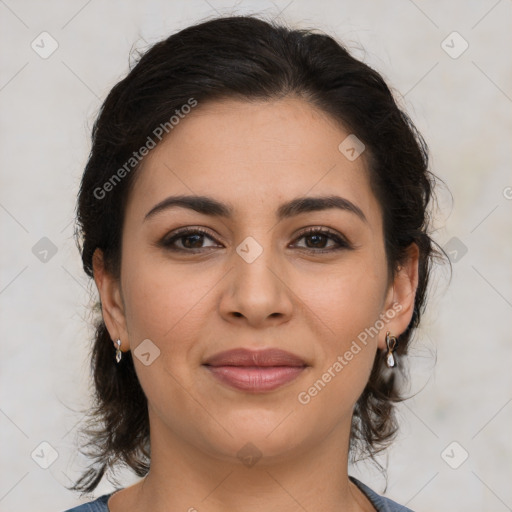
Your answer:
159,226 -> 352,254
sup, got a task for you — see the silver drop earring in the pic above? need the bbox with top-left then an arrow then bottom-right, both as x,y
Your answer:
115,338 -> 122,363
385,331 -> 398,368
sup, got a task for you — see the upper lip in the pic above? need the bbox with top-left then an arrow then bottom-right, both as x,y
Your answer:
203,348 -> 307,367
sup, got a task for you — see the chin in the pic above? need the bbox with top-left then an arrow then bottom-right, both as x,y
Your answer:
201,415 -> 311,464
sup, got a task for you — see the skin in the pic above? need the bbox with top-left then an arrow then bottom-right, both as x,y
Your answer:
93,96 -> 419,512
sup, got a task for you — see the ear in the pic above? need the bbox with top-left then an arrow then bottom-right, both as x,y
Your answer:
378,243 -> 420,350
92,248 -> 130,352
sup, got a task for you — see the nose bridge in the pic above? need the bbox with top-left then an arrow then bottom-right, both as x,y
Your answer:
232,209 -> 278,272
235,231 -> 281,295
221,229 -> 292,324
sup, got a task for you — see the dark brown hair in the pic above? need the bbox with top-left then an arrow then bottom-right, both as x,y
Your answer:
72,14 -> 446,493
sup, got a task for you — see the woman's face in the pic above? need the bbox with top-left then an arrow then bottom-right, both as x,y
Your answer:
95,96 -> 417,466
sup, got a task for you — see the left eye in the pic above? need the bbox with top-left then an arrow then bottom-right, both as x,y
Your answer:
291,228 -> 351,253
159,227 -> 351,253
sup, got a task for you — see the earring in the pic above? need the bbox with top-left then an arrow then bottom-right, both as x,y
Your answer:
385,331 -> 398,368
115,338 -> 122,363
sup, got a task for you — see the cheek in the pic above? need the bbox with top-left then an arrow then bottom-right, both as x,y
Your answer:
298,253 -> 387,337
120,250 -> 221,355
119,253 -> 216,411
296,253 -> 387,398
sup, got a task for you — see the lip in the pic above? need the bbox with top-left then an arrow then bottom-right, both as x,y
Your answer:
203,348 -> 308,393
203,348 -> 307,367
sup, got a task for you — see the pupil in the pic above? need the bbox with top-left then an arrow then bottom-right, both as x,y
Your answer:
184,234 -> 203,248
308,234 -> 325,248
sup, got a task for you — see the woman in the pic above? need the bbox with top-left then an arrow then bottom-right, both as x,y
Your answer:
65,14 -> 444,512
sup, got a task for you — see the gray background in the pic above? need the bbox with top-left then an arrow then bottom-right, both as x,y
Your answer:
0,0 -> 511,510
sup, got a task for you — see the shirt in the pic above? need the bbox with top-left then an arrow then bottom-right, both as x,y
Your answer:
62,476 -> 414,511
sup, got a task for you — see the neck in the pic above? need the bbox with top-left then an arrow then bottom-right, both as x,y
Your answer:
124,412 -> 371,512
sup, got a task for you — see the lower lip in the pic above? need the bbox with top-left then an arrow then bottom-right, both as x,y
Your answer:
204,365 -> 306,392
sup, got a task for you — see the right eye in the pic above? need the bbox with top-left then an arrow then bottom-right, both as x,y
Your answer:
159,227 -> 222,252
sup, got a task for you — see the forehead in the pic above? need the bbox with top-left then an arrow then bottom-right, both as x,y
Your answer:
125,96 -> 381,227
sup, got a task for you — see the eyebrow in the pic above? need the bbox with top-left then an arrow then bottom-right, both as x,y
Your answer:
144,194 -> 368,224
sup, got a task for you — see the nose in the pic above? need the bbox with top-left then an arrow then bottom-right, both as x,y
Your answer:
218,238 -> 293,328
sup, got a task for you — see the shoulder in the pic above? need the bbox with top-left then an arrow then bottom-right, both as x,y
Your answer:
62,482 -> 413,512
61,493 -> 113,512
350,476 -> 415,512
